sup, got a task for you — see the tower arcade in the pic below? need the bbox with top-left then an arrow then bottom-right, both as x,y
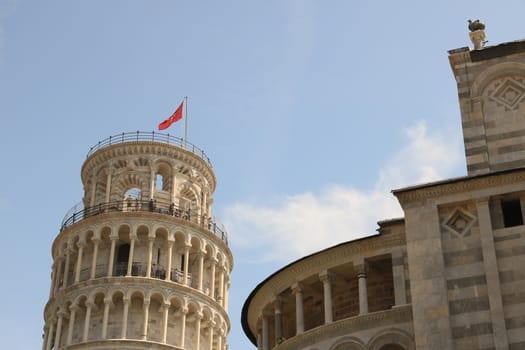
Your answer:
42,132 -> 233,350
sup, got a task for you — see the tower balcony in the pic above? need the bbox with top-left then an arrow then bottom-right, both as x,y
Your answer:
60,199 -> 228,245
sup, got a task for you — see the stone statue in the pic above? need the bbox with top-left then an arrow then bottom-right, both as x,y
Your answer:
468,19 -> 487,50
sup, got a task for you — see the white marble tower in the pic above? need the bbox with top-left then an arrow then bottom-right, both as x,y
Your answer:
42,132 -> 233,350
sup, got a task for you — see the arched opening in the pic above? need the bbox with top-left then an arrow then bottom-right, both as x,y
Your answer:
124,187 -> 142,212
116,244 -> 130,276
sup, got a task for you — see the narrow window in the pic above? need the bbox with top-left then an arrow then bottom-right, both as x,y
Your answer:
156,174 -> 163,191
502,199 -> 523,227
181,254 -> 185,271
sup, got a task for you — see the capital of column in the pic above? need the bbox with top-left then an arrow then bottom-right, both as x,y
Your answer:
355,264 -> 367,278
291,282 -> 303,294
319,270 -> 333,282
123,297 -> 131,305
160,302 -> 171,312
179,307 -> 189,316
104,297 -> 113,306
69,304 -> 81,313
143,299 -> 151,308
76,240 -> 87,249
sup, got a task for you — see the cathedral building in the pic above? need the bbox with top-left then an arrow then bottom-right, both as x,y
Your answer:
42,133 -> 232,350
241,31 -> 525,349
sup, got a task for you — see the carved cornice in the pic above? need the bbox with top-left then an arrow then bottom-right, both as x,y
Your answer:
272,306 -> 413,350
393,168 -> 525,205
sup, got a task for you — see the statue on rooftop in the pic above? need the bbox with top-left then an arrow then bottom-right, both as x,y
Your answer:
468,19 -> 487,50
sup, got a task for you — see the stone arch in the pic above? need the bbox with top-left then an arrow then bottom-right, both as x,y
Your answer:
471,62 -> 525,96
179,182 -> 199,214
367,328 -> 415,350
154,160 -> 172,192
111,172 -> 148,203
329,336 -> 367,350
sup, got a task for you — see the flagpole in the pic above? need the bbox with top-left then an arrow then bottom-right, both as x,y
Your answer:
184,96 -> 188,148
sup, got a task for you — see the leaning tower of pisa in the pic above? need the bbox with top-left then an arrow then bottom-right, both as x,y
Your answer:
42,131 -> 233,350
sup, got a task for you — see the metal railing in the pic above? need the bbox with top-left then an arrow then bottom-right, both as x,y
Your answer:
86,131 -> 212,167
60,200 -> 228,245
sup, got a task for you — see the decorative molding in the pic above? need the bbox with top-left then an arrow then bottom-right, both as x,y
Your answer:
394,169 -> 525,204
271,306 -> 413,350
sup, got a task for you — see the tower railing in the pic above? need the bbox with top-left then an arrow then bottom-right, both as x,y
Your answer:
86,131 -> 212,167
60,200 -> 228,245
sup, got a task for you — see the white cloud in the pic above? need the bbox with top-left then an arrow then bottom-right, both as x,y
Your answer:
223,121 -> 463,264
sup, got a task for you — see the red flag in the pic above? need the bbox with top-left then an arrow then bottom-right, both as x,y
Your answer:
158,101 -> 184,130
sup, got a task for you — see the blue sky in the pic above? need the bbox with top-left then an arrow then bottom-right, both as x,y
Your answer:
1,1 -> 525,349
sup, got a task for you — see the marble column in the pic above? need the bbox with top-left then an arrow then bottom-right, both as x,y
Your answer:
74,241 -> 85,283
197,252 -> 205,291
356,264 -> 368,315
126,237 -> 136,277
195,313 -> 202,350
83,302 -> 93,342
142,299 -> 150,340
208,321 -> 215,350
146,238 -> 154,278
121,297 -> 130,339
179,308 -> 188,348
90,238 -> 100,279
165,240 -> 174,281
183,245 -> 191,286
274,297 -> 283,343
292,283 -> 304,334
319,270 -> 333,324
54,311 -> 65,349
54,256 -> 64,293
107,236 -> 118,277
67,305 -> 79,345
62,246 -> 72,288
161,302 -> 170,343
101,297 -> 112,339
